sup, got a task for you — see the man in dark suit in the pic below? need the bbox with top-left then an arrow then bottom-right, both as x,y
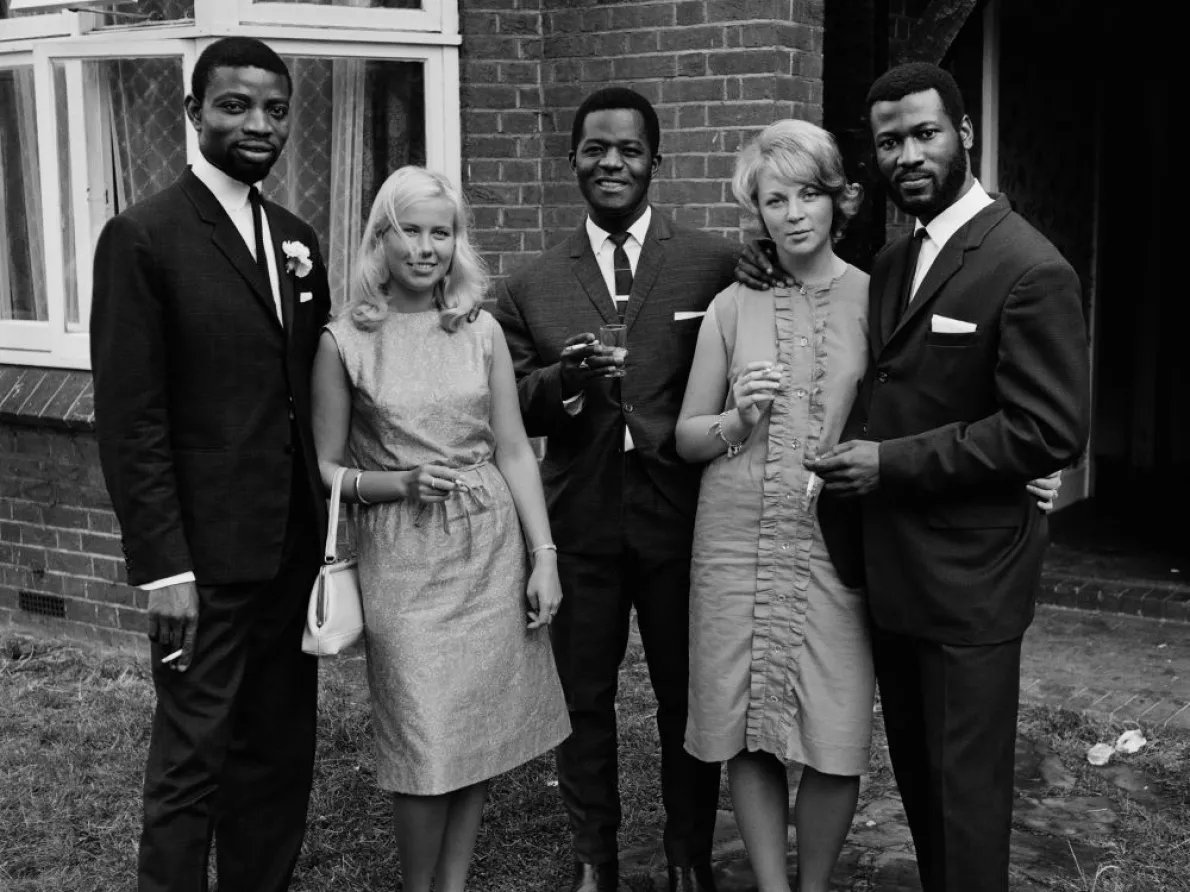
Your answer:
491,87 -> 740,892
90,37 -> 330,892
808,63 -> 1090,892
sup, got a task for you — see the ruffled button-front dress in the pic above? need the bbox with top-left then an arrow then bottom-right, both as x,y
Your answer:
685,268 -> 876,776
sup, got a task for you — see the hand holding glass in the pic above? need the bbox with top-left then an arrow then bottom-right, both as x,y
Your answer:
599,324 -> 628,378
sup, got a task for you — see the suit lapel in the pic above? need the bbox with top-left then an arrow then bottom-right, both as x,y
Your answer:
623,211 -> 669,332
568,226 -> 617,326
876,236 -> 908,350
182,171 -> 282,333
268,206 -> 296,342
883,196 -> 1014,349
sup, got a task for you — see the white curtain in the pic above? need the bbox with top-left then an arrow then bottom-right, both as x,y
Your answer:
328,57 -> 366,313
0,68 -> 46,321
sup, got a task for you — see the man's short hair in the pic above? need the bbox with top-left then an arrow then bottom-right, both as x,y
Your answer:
190,37 -> 291,105
865,62 -> 966,128
570,87 -> 661,156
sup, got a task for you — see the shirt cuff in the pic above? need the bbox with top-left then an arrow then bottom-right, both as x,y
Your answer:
562,392 -> 585,415
140,571 -> 196,591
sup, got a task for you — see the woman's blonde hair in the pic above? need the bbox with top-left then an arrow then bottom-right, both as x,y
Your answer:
346,166 -> 489,333
731,119 -> 863,241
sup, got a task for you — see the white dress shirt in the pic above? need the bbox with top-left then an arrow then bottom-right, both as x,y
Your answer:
908,179 -> 994,302
563,208 -> 653,452
140,158 -> 283,593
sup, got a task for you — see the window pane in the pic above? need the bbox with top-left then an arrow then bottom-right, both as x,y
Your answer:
53,57 -> 187,329
0,67 -> 46,322
96,0 -> 195,25
264,57 -> 425,310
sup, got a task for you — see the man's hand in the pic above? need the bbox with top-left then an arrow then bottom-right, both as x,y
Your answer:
558,332 -> 624,399
148,581 -> 199,672
1027,469 -> 1062,512
805,440 -> 881,497
735,239 -> 793,291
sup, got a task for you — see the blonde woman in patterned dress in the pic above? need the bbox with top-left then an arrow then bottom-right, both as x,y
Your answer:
310,166 -> 570,892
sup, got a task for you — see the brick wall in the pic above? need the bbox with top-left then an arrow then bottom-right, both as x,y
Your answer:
462,0 -> 826,275
0,370 -> 144,651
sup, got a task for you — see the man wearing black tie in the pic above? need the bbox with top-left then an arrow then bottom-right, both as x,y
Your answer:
90,37 -> 331,892
492,88 -> 740,892
808,63 -> 1090,892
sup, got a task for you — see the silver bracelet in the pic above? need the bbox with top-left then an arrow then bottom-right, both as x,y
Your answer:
709,411 -> 745,458
354,470 -> 372,505
530,543 -> 557,560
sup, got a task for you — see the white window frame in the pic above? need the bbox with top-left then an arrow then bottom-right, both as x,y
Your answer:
0,0 -> 460,371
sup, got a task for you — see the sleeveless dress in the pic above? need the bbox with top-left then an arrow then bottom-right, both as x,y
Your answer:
326,308 -> 570,795
684,267 -> 876,776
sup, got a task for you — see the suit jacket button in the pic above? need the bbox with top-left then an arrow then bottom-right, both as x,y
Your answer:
284,444 -> 294,455
876,371 -> 889,384
861,423 -> 868,435
622,403 -> 634,413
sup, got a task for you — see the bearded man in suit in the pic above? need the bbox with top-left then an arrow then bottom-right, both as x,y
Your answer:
90,37 -> 331,892
491,87 -> 740,892
807,62 -> 1091,892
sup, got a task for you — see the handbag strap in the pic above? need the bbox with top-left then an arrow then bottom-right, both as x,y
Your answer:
324,466 -> 349,564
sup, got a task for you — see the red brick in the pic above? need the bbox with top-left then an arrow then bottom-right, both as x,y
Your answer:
707,102 -> 779,127
662,77 -> 726,103
502,207 -> 542,229
677,1 -> 708,25
708,48 -> 779,76
613,55 -> 677,80
670,206 -> 710,229
496,10 -> 540,35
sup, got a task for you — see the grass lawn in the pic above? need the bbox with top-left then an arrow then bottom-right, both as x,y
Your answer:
2,632 -> 1187,891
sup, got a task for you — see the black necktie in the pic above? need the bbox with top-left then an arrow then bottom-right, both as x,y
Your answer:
249,187 -> 272,292
608,231 -> 633,321
899,227 -> 928,318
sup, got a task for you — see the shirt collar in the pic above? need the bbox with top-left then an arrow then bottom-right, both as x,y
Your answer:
914,179 -> 993,251
585,205 -> 652,254
190,153 -> 259,214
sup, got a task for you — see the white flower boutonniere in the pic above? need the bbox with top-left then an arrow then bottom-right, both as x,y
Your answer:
282,240 -> 313,278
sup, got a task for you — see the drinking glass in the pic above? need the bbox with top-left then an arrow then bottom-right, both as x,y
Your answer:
599,324 -> 627,378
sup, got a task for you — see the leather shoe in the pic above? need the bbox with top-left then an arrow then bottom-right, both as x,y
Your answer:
667,862 -> 718,892
570,859 -> 619,892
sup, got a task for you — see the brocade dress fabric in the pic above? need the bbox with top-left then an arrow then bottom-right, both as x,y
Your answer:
684,267 -> 876,776
327,309 -> 570,795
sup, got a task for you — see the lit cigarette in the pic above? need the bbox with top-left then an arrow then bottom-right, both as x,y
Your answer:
160,648 -> 184,664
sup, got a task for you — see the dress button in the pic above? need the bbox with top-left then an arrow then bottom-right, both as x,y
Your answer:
623,403 -> 634,413
791,438 -> 801,449
799,336 -> 809,347
794,388 -> 806,399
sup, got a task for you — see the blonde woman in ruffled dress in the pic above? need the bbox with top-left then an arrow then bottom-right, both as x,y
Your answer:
676,120 -> 872,892
311,166 -> 570,892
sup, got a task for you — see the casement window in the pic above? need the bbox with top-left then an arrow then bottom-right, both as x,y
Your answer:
0,0 -> 460,369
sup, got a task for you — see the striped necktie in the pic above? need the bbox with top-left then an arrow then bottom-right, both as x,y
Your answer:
608,231 -> 633,322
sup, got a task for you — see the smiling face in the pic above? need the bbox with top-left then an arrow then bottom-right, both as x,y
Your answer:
570,108 -> 660,231
185,65 -> 290,185
756,168 -> 835,270
382,197 -> 456,305
870,88 -> 973,223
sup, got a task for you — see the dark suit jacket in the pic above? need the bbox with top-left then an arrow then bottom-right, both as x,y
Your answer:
91,169 -> 331,587
828,195 -> 1090,644
491,211 -> 740,555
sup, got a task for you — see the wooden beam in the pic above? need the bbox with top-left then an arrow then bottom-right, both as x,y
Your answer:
895,0 -> 982,65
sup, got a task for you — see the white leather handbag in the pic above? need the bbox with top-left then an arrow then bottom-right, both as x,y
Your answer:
301,466 -> 364,656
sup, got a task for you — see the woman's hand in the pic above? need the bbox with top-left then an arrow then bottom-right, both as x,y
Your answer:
401,464 -> 460,503
731,361 -> 784,430
1027,470 -> 1062,512
526,552 -> 562,630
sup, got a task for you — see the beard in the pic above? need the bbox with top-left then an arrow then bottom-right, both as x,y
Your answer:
887,148 -> 969,219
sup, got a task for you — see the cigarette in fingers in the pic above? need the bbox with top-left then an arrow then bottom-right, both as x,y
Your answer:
160,648 -> 184,664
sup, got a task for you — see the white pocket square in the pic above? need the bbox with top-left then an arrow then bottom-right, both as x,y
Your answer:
674,311 -> 706,321
931,314 -> 977,334
299,292 -> 313,303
